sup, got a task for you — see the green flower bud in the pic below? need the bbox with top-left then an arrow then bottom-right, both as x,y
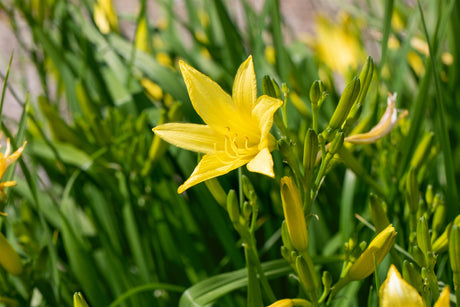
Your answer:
322,271 -> 332,289
242,175 -> 257,203
327,77 -> 360,133
262,75 -> 281,99
73,292 -> 89,307
348,225 -> 396,280
355,56 -> 374,107
309,80 -> 324,107
303,129 -> 319,177
281,221 -> 294,251
242,201 -> 252,221
410,132 -> 434,171
0,232 -> 23,276
402,261 -> 423,294
328,132 -> 344,155
416,216 -> 432,256
449,225 -> 460,284
281,177 -> 309,252
411,245 -> 426,267
431,196 -> 446,240
226,189 -> 240,223
406,168 -> 419,214
281,246 -> 291,261
425,184 -> 434,207
296,255 -> 319,301
369,193 -> 390,233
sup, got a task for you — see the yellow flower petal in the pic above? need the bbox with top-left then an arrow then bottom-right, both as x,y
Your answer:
247,147 -> 274,177
252,95 -> 284,145
153,123 -> 220,154
178,153 -> 249,193
232,55 -> 257,111
379,265 -> 424,307
179,60 -> 236,133
434,287 -> 450,307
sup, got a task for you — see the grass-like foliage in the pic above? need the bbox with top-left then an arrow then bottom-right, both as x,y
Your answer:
0,0 -> 459,306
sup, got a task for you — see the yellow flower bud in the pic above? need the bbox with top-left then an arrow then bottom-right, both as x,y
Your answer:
135,17 -> 151,53
267,298 -> 312,307
348,225 -> 396,280
280,177 -> 309,252
73,292 -> 89,307
379,265 -> 424,307
0,232 -> 23,276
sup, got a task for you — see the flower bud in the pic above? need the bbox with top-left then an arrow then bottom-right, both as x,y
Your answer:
406,168 -> 419,214
322,271 -> 332,290
327,77 -> 360,134
135,16 -> 151,53
379,265 -> 424,307
369,193 -> 390,233
431,195 -> 446,240
309,80 -> 325,108
0,232 -> 23,276
281,221 -> 294,251
280,177 -> 309,252
73,292 -> 89,307
402,260 -> 423,294
262,75 -> 281,99
296,255 -> 319,300
226,189 -> 240,223
267,298 -> 312,307
303,129 -> 319,176
348,225 -> 396,280
355,56 -> 374,107
242,175 -> 256,203
410,132 -> 434,171
328,132 -> 344,155
449,225 -> 460,282
416,216 -> 432,255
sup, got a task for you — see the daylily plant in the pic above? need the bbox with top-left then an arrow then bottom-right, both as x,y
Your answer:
153,56 -> 283,193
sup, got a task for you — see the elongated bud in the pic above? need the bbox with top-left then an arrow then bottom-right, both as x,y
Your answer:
303,129 -> 319,175
416,216 -> 432,255
226,190 -> 240,223
328,132 -> 344,155
348,225 -> 396,280
402,261 -> 423,293
135,16 -> 151,53
310,80 -> 325,107
379,265 -> 424,306
411,245 -> 426,267
281,177 -> 309,252
296,255 -> 319,300
242,175 -> 256,203
449,225 -> 460,284
0,232 -> 23,276
242,201 -> 252,221
73,292 -> 89,307
355,56 -> 374,107
327,77 -> 360,134
369,193 -> 390,233
322,271 -> 332,290
406,168 -> 419,214
262,75 -> 281,99
425,184 -> 434,207
410,132 -> 434,171
431,195 -> 445,240
433,214 -> 460,253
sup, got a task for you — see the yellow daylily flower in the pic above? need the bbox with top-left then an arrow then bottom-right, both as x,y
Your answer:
153,56 -> 283,193
93,0 -> 119,34
0,139 -> 27,199
379,265 -> 424,307
345,93 -> 408,144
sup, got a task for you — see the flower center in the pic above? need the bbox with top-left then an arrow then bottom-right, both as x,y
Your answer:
214,127 -> 257,163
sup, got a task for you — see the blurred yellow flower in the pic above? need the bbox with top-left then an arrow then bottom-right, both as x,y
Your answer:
135,17 -> 151,53
153,56 -> 283,193
379,265 -> 424,307
94,0 -> 119,34
0,231 -> 23,275
267,298 -> 311,307
0,138 -> 27,199
311,13 -> 366,76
